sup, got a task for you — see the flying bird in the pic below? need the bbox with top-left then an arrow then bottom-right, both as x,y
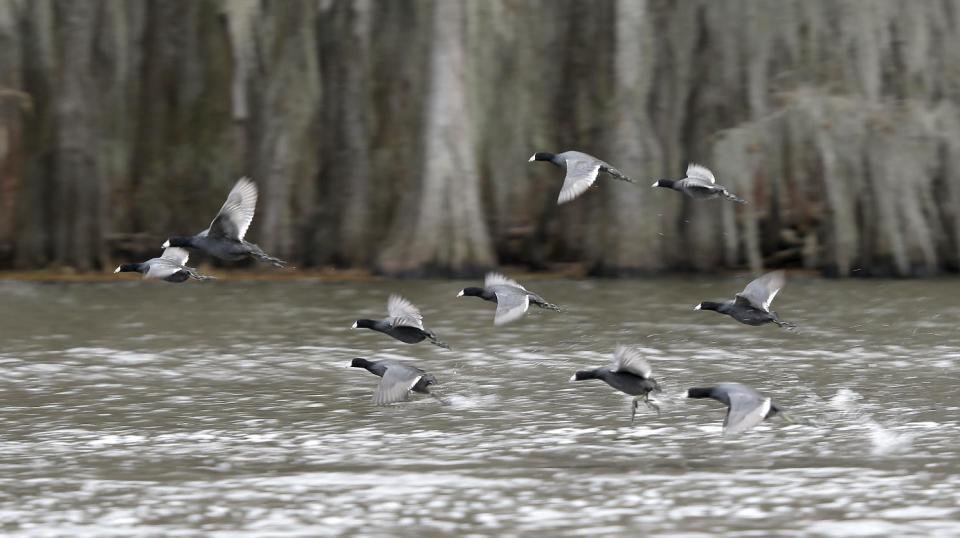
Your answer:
529,150 -> 634,204
694,271 -> 795,328
569,345 -> 662,423
687,383 -> 782,435
113,247 -> 214,283
350,358 -> 443,406
652,163 -> 745,203
352,295 -> 450,349
162,177 -> 287,267
457,272 -> 561,325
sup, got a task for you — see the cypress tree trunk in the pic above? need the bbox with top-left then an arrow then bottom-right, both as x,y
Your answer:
0,1 -> 26,263
54,0 -> 103,270
377,0 -> 495,276
250,1 -> 321,262
588,0 -> 665,275
325,0 -> 373,266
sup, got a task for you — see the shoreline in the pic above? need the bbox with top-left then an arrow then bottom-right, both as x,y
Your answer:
0,266 -> 901,283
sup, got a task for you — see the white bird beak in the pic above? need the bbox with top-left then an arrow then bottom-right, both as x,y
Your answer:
693,304 -> 702,310
569,374 -> 577,382
457,290 -> 464,297
161,240 -> 170,248
651,181 -> 660,187
351,321 -> 358,329
113,266 -> 122,273
528,154 -> 536,162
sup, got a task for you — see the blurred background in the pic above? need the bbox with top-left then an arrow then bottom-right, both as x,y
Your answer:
1,0 -> 959,277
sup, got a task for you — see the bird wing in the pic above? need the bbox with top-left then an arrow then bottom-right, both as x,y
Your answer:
373,364 -> 423,406
492,288 -> 530,326
386,294 -> 425,329
686,163 -> 716,184
734,270 -> 786,312
723,391 -> 772,435
206,177 -> 258,241
142,258 -> 184,280
484,272 -> 527,291
557,156 -> 601,204
610,345 -> 652,378
158,247 -> 190,266
675,177 -> 719,192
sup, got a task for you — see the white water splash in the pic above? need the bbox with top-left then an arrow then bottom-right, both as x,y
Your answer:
829,389 -> 915,455
445,393 -> 499,410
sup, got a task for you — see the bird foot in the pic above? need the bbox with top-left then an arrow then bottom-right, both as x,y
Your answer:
641,394 -> 661,417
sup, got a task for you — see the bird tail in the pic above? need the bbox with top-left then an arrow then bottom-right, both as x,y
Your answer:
603,165 -> 634,184
249,245 -> 288,268
722,190 -> 747,204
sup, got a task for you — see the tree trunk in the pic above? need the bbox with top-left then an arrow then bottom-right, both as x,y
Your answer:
250,1 -> 321,262
54,0 -> 102,270
377,0 -> 495,276
588,0 -> 665,275
325,0 -> 373,266
0,0 -> 26,263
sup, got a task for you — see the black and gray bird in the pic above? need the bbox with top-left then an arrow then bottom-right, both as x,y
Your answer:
651,163 -> 745,203
457,272 -> 561,325
569,346 -> 662,423
695,271 -> 794,328
687,383 -> 782,435
113,247 -> 214,283
352,295 -> 450,349
350,358 -> 442,406
529,150 -> 634,204
162,177 -> 287,267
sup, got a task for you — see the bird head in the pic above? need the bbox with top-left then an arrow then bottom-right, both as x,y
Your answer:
457,287 -> 484,298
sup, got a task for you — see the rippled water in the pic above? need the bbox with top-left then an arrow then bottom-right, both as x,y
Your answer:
1,277 -> 958,536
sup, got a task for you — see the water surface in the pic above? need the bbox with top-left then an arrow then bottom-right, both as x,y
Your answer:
0,277 -> 958,536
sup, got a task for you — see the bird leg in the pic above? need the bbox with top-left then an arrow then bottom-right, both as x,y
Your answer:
643,393 -> 661,417
184,267 -> 216,281
249,246 -> 288,268
630,398 -> 639,424
428,335 -> 450,350
773,318 -> 797,330
534,300 -> 562,312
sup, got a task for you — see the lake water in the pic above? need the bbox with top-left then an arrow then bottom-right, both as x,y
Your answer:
0,277 -> 958,537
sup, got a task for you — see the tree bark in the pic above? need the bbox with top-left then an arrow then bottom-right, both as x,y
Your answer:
324,0 -> 373,266
0,0 -> 26,262
377,0 -> 495,276
250,1 -> 321,262
588,0 -> 665,275
54,0 -> 102,270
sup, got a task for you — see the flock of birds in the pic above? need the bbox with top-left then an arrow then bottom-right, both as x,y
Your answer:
114,151 -> 796,435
